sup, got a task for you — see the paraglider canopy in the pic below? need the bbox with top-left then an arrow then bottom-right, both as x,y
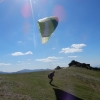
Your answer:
38,16 -> 58,44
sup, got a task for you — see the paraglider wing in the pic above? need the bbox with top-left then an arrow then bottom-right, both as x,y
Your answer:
38,16 -> 58,44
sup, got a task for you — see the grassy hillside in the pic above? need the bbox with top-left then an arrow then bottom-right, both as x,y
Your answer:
0,67 -> 100,100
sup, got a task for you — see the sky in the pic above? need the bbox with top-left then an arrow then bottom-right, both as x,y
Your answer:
0,0 -> 100,72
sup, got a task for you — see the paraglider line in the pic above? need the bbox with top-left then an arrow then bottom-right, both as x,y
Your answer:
30,0 -> 36,48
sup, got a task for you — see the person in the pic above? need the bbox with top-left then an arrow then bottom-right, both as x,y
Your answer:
48,71 -> 55,84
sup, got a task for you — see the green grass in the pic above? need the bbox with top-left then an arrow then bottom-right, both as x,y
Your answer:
0,67 -> 100,100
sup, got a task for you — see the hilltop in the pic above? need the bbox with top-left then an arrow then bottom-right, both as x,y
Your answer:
68,60 -> 100,71
0,67 -> 100,100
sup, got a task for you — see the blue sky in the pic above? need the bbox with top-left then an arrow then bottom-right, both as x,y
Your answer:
0,0 -> 100,72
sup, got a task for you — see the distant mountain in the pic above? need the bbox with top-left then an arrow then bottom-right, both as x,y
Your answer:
0,71 -> 9,74
0,68 -> 50,74
15,68 -> 50,73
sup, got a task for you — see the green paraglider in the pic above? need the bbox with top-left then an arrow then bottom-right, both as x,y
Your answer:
38,16 -> 58,44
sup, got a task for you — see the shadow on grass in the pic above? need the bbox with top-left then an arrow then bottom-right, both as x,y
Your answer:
50,83 -> 58,88
53,88 -> 83,100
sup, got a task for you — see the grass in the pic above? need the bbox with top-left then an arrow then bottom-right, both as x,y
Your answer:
0,67 -> 100,100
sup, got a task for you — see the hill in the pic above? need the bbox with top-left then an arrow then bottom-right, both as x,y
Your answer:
0,67 -> 100,100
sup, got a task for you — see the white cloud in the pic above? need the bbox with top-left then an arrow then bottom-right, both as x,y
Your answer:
25,51 -> 33,55
18,61 -> 20,63
11,51 -> 33,56
36,59 -> 53,62
68,56 -> 78,58
11,52 -> 24,56
59,48 -> 82,53
71,44 -> 86,48
36,56 -> 63,63
59,44 -> 86,54
47,56 -> 63,59
0,63 -> 11,66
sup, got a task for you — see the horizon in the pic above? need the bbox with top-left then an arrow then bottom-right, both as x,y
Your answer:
0,68 -> 51,73
0,61 -> 99,72
0,0 -> 100,72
